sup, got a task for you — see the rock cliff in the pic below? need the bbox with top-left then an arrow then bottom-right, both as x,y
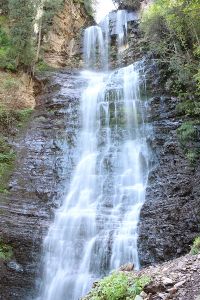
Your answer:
0,72 -> 86,299
43,0 -> 93,68
138,95 -> 200,266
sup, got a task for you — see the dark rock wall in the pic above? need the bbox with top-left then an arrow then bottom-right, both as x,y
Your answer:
138,96 -> 200,266
0,72 -> 85,299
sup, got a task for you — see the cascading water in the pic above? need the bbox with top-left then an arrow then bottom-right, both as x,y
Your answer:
37,10 -> 149,300
115,10 -> 128,51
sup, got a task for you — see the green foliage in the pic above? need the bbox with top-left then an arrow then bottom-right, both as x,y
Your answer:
0,135 -> 15,193
142,0 -> 200,165
35,60 -> 55,72
176,100 -> 200,117
177,122 -> 198,144
42,0 -> 64,34
177,122 -> 199,163
8,0 -> 36,69
127,276 -> 151,299
141,0 -> 200,98
0,25 -> 16,71
95,272 -> 128,300
16,108 -> 33,122
190,237 -> 200,255
84,272 -> 151,300
186,150 -> 199,164
0,241 -> 13,260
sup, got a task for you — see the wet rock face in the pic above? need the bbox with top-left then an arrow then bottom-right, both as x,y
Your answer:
0,71 -> 86,299
138,96 -> 200,266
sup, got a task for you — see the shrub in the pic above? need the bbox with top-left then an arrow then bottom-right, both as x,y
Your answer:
177,122 -> 198,144
84,272 -> 151,300
190,237 -> 200,255
127,276 -> 151,298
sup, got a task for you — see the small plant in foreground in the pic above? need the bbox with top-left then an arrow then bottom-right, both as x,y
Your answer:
190,237 -> 200,255
84,272 -> 151,300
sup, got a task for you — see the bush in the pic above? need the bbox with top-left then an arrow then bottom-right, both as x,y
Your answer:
190,237 -> 200,255
84,272 -> 151,300
177,122 -> 198,144
0,25 -> 16,71
140,0 -> 200,99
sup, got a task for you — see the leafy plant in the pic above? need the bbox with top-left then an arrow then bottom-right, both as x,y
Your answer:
0,241 -> 13,261
84,273 -> 151,300
190,237 -> 200,255
127,276 -> 151,298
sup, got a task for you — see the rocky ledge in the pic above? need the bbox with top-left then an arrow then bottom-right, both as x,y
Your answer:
135,253 -> 200,300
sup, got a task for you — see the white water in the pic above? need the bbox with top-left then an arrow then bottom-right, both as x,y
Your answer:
37,10 -> 149,300
115,10 -> 128,51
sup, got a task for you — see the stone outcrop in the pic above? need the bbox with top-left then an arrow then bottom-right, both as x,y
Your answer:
43,0 -> 93,68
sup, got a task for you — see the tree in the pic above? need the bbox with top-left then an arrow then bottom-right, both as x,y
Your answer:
8,0 -> 36,69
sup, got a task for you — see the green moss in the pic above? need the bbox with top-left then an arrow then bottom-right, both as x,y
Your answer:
0,241 -> 13,261
84,272 -> 151,300
190,237 -> 200,255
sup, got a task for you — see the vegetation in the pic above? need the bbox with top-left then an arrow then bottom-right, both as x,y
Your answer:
190,237 -> 200,255
0,135 -> 15,193
84,272 -> 151,300
141,0 -> 200,163
0,241 -> 13,260
0,0 -> 66,72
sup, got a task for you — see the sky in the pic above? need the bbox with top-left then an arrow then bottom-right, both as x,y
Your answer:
95,0 -> 116,23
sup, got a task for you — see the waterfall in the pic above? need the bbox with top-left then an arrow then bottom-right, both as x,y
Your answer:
37,9 -> 149,300
115,10 -> 128,51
